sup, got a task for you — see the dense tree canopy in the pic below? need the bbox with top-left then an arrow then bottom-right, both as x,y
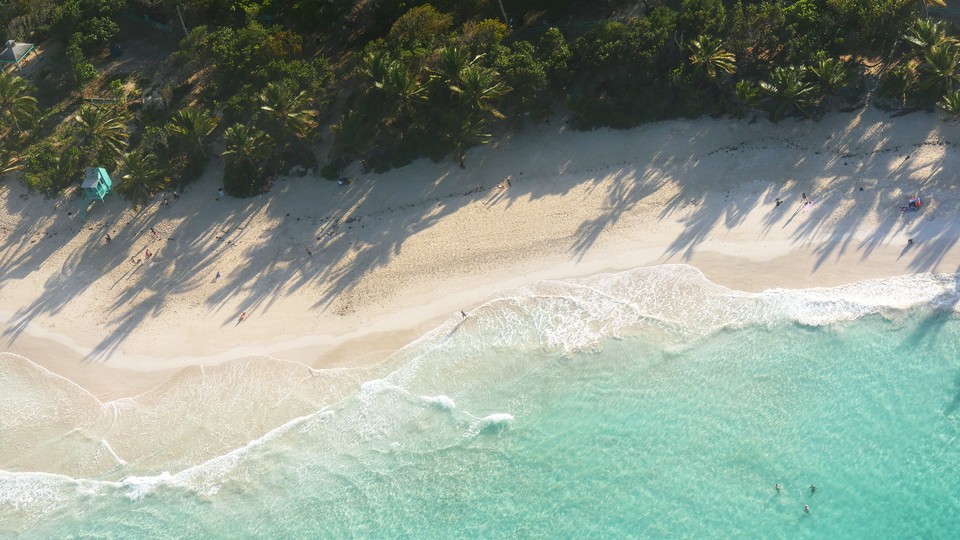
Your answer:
4,0 -> 960,199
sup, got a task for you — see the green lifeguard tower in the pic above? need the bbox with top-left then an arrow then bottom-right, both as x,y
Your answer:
77,167 -> 112,220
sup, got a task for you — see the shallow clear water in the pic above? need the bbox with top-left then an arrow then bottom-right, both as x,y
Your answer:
2,267 -> 960,538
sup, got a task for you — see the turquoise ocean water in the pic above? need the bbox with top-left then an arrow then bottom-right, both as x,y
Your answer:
2,265 -> 960,538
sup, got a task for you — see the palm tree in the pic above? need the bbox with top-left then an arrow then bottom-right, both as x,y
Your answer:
903,18 -> 952,58
938,88 -> 960,117
450,65 -> 510,118
809,58 -> 851,96
759,66 -> 818,120
883,63 -> 920,105
360,50 -> 391,84
74,105 -> 129,159
920,40 -> 960,96
0,71 -> 38,134
168,107 -> 218,159
259,81 -> 317,145
375,61 -> 429,115
118,151 -> 166,208
330,109 -> 374,166
432,45 -> 481,86
1,148 -> 22,176
439,110 -> 491,166
688,36 -> 736,81
735,80 -> 762,115
222,123 -> 273,171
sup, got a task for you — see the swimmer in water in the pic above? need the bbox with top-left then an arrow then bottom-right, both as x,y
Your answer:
775,483 -> 782,492
804,505 -> 810,513
810,484 -> 816,493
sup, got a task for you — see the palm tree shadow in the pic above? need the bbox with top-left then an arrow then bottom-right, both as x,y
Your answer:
570,167 -> 661,260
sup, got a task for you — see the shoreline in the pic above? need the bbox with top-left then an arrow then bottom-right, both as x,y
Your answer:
4,240 -> 958,401
3,108 -> 960,399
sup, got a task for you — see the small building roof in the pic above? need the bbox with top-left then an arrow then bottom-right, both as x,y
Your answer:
0,40 -> 34,64
82,167 -> 105,189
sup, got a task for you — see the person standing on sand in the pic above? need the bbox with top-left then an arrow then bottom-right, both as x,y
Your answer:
239,312 -> 247,323
105,233 -> 111,244
215,271 -> 221,282
461,310 -> 467,318
151,227 -> 158,239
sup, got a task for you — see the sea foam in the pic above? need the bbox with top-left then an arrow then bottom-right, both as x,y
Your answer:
2,265 -> 958,527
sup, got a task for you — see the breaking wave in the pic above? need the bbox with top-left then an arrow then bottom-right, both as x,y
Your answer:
2,264 -> 958,529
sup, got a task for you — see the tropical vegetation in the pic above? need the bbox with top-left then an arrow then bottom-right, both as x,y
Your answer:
2,0 -> 960,203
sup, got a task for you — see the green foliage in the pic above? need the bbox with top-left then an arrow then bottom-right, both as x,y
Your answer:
74,105 -> 129,161
20,139 -> 83,197
438,109 -> 490,162
432,46 -> 479,87
570,21 -> 634,80
920,40 -> 960,97
74,16 -> 119,53
450,64 -> 509,118
386,4 -> 453,55
222,159 -> 262,198
759,66 -> 819,120
259,57 -> 333,105
140,125 -> 171,157
180,22 -> 299,93
688,36 -> 736,81
259,80 -> 318,145
118,151 -> 167,208
374,60 -> 429,115
728,0 -> 785,75
903,18 -> 952,58
167,107 -> 218,158
330,109 -> 375,166
222,122 -> 277,197
538,27 -> 571,88
496,41 -> 551,120
0,146 -> 23,176
66,34 -> 99,88
73,0 -> 959,181
679,0 -> 727,38
735,80 -> 762,109
460,18 -> 510,59
809,57 -> 851,96
50,0 -> 125,42
879,62 -> 920,105
0,71 -> 39,134
938,88 -> 960,117
855,0 -> 918,55
223,123 -> 273,170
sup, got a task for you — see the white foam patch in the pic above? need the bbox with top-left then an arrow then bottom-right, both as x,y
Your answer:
391,266 -> 960,366
0,470 -> 118,527
465,413 -> 515,437
421,395 -> 456,411
3,266 -> 956,524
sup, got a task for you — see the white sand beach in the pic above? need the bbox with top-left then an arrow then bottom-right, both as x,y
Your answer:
3,108 -> 960,401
